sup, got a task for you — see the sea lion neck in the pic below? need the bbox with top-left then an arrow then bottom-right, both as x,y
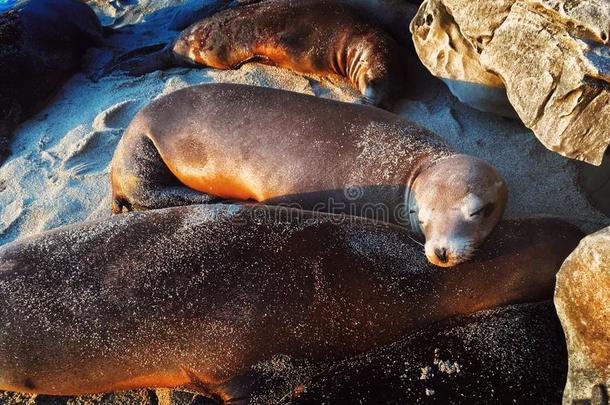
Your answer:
404,154 -> 437,235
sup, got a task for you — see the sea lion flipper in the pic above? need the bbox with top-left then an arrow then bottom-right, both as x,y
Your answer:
211,370 -> 284,405
113,186 -> 224,213
179,367 -> 226,404
179,367 -> 271,404
232,55 -> 273,69
104,44 -> 175,77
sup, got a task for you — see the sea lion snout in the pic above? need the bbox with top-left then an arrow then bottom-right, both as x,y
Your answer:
424,234 -> 478,268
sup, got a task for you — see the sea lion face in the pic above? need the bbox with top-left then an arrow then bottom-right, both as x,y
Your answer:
412,155 -> 507,267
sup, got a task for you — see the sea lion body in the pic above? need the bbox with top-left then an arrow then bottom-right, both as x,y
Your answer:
118,0 -> 410,108
0,0 -> 103,164
111,83 -> 508,267
0,204 -> 583,399
291,302 -> 568,404
169,0 -> 419,41
112,84 -> 448,214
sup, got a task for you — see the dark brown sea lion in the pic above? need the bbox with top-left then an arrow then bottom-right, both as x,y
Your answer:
0,204 -> 583,400
111,83 -> 508,267
10,302 -> 567,404
111,0 -> 410,108
0,0 -> 103,164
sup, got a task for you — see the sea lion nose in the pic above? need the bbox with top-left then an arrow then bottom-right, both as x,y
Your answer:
434,247 -> 448,263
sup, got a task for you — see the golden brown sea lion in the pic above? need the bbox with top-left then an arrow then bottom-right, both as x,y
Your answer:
111,83 -> 508,267
111,0 -> 411,108
168,0 -> 419,44
0,205 -> 583,400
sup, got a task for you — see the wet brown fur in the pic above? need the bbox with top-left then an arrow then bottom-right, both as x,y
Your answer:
124,0 -> 410,108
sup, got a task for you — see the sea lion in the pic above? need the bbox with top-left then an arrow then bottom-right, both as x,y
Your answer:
110,0 -> 410,108
111,83 -> 508,267
15,302 -> 567,403
0,204 -> 583,399
168,0 -> 419,44
0,0 -> 103,164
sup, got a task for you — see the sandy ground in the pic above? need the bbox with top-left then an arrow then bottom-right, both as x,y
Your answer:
0,0 -> 608,247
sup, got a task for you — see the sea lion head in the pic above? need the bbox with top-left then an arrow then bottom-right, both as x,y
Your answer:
409,154 -> 507,267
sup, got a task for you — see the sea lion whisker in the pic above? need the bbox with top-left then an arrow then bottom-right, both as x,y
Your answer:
406,234 -> 425,248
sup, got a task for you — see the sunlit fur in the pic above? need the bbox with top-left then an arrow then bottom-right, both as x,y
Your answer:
168,0 -> 408,109
410,154 -> 508,267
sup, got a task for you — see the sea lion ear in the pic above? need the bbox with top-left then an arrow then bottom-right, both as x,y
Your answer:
491,180 -> 506,192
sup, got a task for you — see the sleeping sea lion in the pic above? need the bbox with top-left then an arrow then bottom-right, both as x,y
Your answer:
168,0 -> 419,44
0,204 -> 583,401
0,0 -> 103,164
111,83 -> 508,267
110,0 -> 411,108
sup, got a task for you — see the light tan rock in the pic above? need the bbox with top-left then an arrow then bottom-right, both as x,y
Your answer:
536,0 -> 610,45
555,226 -> 610,404
409,0 -> 517,117
410,0 -> 610,165
442,0 -> 514,50
409,0 -> 504,87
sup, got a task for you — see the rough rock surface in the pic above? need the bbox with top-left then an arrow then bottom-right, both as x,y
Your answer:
555,226 -> 610,404
411,0 -> 610,165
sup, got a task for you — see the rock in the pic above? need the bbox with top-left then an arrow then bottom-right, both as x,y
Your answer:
555,226 -> 610,405
409,0 -> 516,118
410,0 -> 610,165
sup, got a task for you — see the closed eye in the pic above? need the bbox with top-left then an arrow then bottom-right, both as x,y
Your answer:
470,203 -> 495,218
470,207 -> 484,217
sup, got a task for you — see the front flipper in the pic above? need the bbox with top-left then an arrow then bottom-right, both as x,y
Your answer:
113,185 -> 226,213
216,358 -> 317,404
232,55 -> 274,70
104,44 -> 176,77
362,82 -> 394,111
180,367 -> 228,404
179,367 -> 285,404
